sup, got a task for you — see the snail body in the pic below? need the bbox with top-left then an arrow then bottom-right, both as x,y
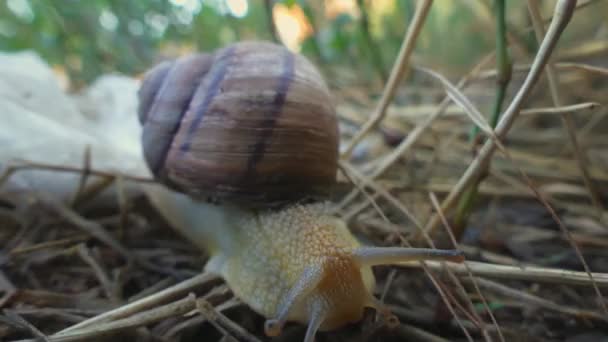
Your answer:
138,41 -> 463,341
146,185 -> 375,332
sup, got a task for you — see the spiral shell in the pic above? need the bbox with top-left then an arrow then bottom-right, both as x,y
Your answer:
137,41 -> 339,207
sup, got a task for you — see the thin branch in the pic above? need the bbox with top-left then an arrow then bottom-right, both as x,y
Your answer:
397,260 -> 608,287
3,310 -> 50,342
264,0 -> 280,43
338,161 -> 474,340
527,0 -> 604,211
356,0 -> 388,82
336,53 -> 496,212
55,272 -> 218,335
0,159 -> 154,187
472,277 -> 608,323
421,0 -> 577,239
452,0 -> 513,240
429,192 -> 505,342
341,0 -> 434,158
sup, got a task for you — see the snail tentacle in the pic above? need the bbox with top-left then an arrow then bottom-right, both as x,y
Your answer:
304,298 -> 327,342
264,264 -> 324,336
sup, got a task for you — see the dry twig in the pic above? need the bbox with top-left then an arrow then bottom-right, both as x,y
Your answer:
341,0 -> 434,158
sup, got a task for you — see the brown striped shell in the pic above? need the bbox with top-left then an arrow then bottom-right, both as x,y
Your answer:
137,41 -> 339,207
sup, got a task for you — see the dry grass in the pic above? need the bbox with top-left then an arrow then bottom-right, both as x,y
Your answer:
1,0 -> 608,341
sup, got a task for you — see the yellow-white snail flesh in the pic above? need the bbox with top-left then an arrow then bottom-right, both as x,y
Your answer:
138,41 -> 464,341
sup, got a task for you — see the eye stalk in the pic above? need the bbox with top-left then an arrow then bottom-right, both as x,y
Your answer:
263,265 -> 324,337
352,246 -> 466,266
263,245 -> 465,341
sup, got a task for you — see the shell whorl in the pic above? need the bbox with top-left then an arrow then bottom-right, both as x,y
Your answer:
138,41 -> 339,207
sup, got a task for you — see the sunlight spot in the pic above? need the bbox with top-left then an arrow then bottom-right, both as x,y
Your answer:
226,0 -> 248,18
128,20 -> 144,36
145,13 -> 169,37
273,3 -> 312,52
325,0 -> 359,19
99,9 -> 118,32
169,0 -> 202,14
7,0 -> 34,22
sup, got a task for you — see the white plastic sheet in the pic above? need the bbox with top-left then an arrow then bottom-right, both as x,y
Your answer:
0,51 -> 150,202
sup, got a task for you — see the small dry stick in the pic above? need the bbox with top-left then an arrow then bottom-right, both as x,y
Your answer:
339,162 -> 475,341
3,310 -> 50,341
55,272 -> 218,335
498,148 -> 608,313
0,159 -> 153,186
336,53 -> 496,213
421,0 -> 577,240
389,102 -> 600,119
554,62 -> 608,76
341,0 -> 434,158
196,297 -> 262,342
415,60 -> 608,314
521,0 -> 598,33
398,260 -> 608,287
69,146 -> 91,207
444,55 -> 608,315
0,271 -> 17,308
521,102 -> 600,115
193,295 -> 235,341
26,295 -> 198,342
163,298 -> 241,339
8,235 -> 89,256
479,62 -> 608,79
429,192 -> 505,342
76,244 -> 120,303
526,0 -> 604,211
36,193 -> 132,261
472,277 -> 608,323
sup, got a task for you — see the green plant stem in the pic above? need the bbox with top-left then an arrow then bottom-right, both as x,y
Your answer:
452,0 -> 512,238
356,0 -> 388,83
264,0 -> 280,43
300,2 -> 325,64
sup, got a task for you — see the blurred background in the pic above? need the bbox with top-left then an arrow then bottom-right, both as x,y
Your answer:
0,0 -> 605,89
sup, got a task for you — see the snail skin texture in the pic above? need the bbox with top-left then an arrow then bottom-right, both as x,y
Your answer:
138,41 -> 464,341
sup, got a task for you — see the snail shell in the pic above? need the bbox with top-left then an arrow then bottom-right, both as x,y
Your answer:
137,41 -> 339,207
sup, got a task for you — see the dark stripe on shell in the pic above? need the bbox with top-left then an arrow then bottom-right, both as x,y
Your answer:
149,59 -> 206,174
245,50 -> 295,175
138,60 -> 173,125
179,46 -> 236,154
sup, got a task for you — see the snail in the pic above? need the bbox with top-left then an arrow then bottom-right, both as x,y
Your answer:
137,41 -> 464,341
